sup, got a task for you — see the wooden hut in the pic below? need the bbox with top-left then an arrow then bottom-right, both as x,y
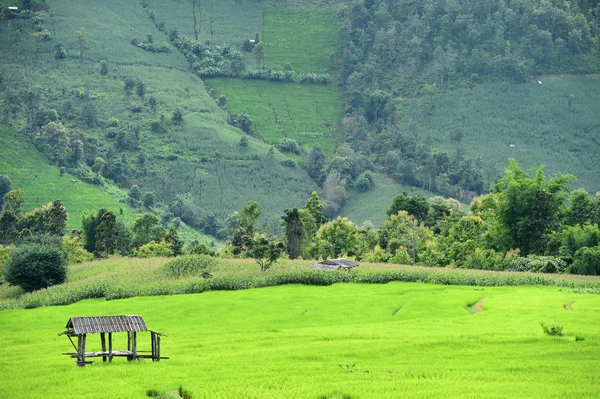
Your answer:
311,258 -> 359,270
58,315 -> 167,367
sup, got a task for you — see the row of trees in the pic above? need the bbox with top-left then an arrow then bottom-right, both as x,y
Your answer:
2,159 -> 600,295
223,160 -> 600,275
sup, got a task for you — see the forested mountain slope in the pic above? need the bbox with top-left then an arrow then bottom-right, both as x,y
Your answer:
336,0 -> 600,202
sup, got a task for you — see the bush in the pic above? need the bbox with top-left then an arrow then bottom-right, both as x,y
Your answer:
160,255 -> 218,278
569,246 -> 600,275
4,244 -> 67,292
132,241 -> 174,258
62,236 -> 94,264
505,255 -> 567,274
540,321 -> 563,336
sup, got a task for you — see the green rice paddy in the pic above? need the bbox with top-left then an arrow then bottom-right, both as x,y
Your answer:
0,280 -> 598,398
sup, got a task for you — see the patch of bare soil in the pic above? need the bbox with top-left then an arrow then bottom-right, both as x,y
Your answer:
564,300 -> 576,311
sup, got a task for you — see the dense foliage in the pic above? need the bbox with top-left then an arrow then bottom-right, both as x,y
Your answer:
335,0 -> 600,201
3,243 -> 67,292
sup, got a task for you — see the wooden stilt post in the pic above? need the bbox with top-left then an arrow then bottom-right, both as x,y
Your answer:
132,331 -> 137,360
81,334 -> 87,366
108,332 -> 113,363
77,334 -> 83,367
156,334 -> 161,362
127,331 -> 132,361
101,332 -> 107,362
151,332 -> 156,362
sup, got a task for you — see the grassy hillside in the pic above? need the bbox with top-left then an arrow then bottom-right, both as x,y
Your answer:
207,78 -> 342,155
0,0 -> 320,232
400,75 -> 600,193
0,125 -> 137,230
263,7 -> 340,74
340,175 -> 435,227
1,280 -> 599,398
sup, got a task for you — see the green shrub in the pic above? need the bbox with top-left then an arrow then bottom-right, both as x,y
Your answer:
569,246 -> 600,275
4,244 -> 67,292
0,244 -> 15,280
132,241 -> 174,258
540,321 -> 564,336
188,243 -> 216,256
505,255 -> 567,274
160,255 -> 218,278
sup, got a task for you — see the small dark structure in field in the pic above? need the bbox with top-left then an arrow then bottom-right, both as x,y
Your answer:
58,315 -> 167,367
311,258 -> 359,271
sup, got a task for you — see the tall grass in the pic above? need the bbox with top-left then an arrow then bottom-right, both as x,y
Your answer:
2,257 -> 599,310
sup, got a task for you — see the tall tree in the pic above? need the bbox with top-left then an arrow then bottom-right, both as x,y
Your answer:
95,209 -> 117,258
282,208 -> 305,259
493,159 -> 574,255
74,27 -> 90,64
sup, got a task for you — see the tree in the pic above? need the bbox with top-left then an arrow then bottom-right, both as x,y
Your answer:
148,96 -> 157,113
124,77 -> 136,95
493,159 -> 574,255
142,192 -> 156,208
165,227 -> 184,256
3,189 -> 24,214
132,213 -> 164,248
53,42 -> 67,59
0,175 -> 11,209
246,234 -> 283,272
74,27 -> 90,64
314,217 -> 360,259
282,208 -> 305,259
95,209 -> 117,258
304,191 -> 327,227
380,211 -> 433,265
386,192 -> 429,222
4,243 -> 67,292
253,41 -> 264,67
136,80 -> 146,98
172,108 -> 183,124
99,59 -> 109,75
18,199 -> 68,238
237,201 -> 262,237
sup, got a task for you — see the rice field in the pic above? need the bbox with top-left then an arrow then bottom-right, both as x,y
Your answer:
1,278 -> 599,398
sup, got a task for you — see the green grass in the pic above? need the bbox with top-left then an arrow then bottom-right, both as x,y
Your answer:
263,7 -> 340,74
1,281 -> 599,398
399,75 -> 600,193
0,125 -> 137,230
207,78 -> 343,155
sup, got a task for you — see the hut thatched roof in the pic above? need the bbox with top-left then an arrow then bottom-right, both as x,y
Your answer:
311,258 -> 359,270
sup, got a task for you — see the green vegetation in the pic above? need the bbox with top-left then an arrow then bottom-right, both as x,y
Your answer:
2,255 -> 600,310
263,7 -> 340,74
1,282 -> 600,397
400,75 -> 600,193
0,126 -> 136,230
206,78 -> 343,155
337,0 -> 600,200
